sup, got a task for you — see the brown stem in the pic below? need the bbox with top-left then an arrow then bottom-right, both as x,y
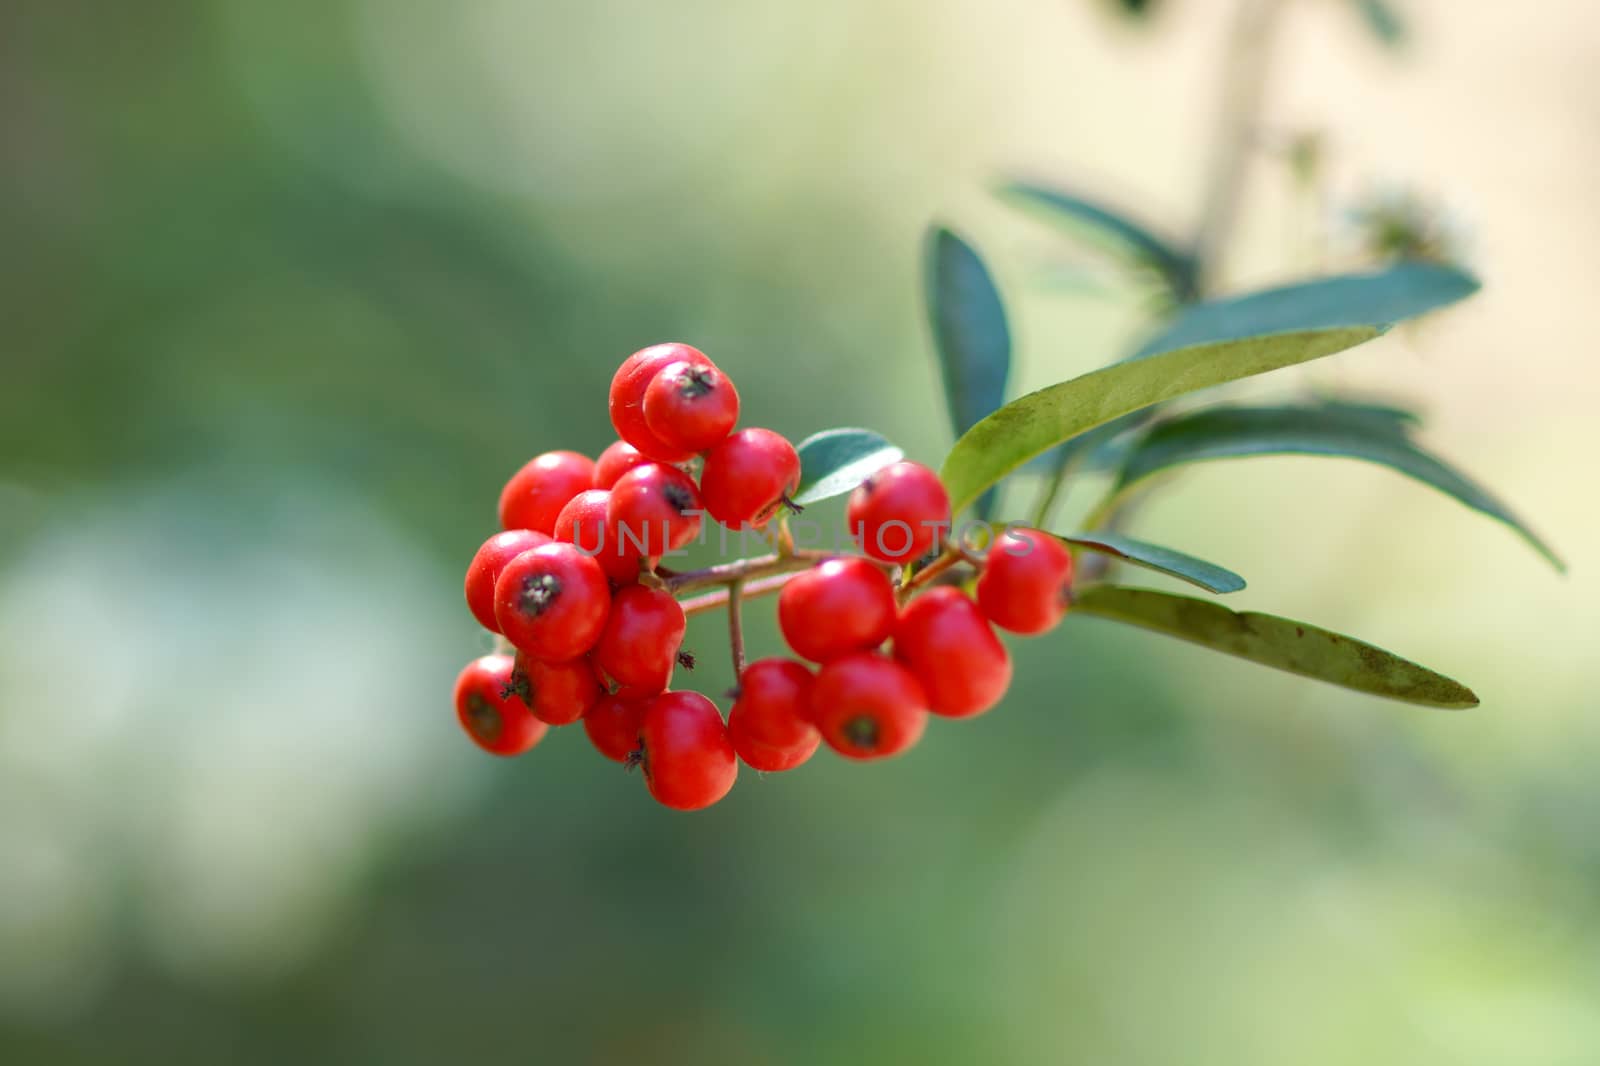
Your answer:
727,579 -> 746,676
678,571 -> 803,618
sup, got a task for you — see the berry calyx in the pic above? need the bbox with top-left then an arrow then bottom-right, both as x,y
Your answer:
505,652 -> 602,726
593,440 -> 651,490
464,529 -> 552,633
729,710 -> 819,772
454,655 -> 548,756
554,488 -> 647,585
777,557 -> 896,663
635,691 -> 738,810
493,542 -> 612,662
593,585 -> 687,695
699,428 -> 802,529
498,450 -> 596,534
643,360 -> 740,453
607,464 -> 704,557
846,460 -> 950,564
892,587 -> 1012,718
728,658 -> 818,749
583,691 -> 651,762
609,343 -> 714,463
808,652 -> 929,760
975,528 -> 1075,635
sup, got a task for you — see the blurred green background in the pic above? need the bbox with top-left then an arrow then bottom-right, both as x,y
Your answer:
3,1 -> 1596,1063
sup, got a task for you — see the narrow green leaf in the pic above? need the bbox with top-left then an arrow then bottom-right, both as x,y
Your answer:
1352,0 -> 1406,49
1073,585 -> 1479,709
1059,532 -> 1246,594
793,428 -> 904,506
1112,403 -> 1563,570
940,263 -> 1480,514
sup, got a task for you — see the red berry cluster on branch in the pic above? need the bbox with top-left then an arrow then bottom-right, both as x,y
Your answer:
455,343 -> 1075,810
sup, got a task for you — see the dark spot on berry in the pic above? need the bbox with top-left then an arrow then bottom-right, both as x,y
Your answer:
664,482 -> 695,513
499,667 -> 533,706
625,743 -> 648,778
677,650 -> 697,670
675,365 -> 719,398
517,572 -> 562,616
465,693 -> 503,743
842,714 -> 879,751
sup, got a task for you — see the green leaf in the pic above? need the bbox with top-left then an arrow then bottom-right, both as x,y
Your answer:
1059,532 -> 1246,594
1073,585 -> 1478,709
1111,403 -> 1563,571
999,180 -> 1197,300
940,263 -> 1479,514
1352,0 -> 1406,49
1130,261 -> 1478,361
793,428 -> 904,506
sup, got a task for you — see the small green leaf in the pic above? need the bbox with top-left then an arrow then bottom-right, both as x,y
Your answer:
1111,403 -> 1563,571
793,428 -> 904,506
940,263 -> 1479,514
1352,0 -> 1406,49
999,180 -> 1197,300
1059,532 -> 1246,594
1073,585 -> 1479,709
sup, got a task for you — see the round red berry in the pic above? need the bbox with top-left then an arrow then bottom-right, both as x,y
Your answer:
554,489 -> 646,585
592,585 -> 686,695
846,460 -> 950,564
777,558 -> 896,662
454,655 -> 548,756
892,587 -> 1012,718
505,652 -> 602,726
593,440 -> 651,490
699,428 -> 801,529
498,450 -> 596,534
808,652 -> 929,760
729,710 -> 819,772
492,542 -> 611,661
643,360 -> 740,453
976,528 -> 1075,635
636,691 -> 738,810
583,691 -> 650,763
609,343 -> 714,463
607,464 -> 703,557
729,658 -> 817,749
464,529 -> 551,633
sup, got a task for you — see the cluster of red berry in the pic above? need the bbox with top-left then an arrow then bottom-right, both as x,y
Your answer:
455,343 -> 1075,810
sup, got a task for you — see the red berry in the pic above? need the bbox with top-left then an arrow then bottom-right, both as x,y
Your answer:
643,360 -> 740,453
498,451 -> 596,534
607,464 -> 703,557
808,653 -> 929,760
777,558 -> 896,663
846,460 -> 950,564
729,710 -> 819,772
506,652 -> 602,726
593,440 -> 651,490
699,428 -> 801,529
592,585 -> 686,695
636,691 -> 738,810
454,655 -> 548,756
729,658 -> 817,749
976,528 -> 1075,635
554,489 -> 647,585
583,691 -> 650,762
492,542 -> 611,661
609,343 -> 714,463
464,529 -> 551,633
892,587 -> 1012,718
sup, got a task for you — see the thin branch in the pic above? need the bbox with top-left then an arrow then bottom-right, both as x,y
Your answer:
727,579 -> 746,676
678,571 -> 801,617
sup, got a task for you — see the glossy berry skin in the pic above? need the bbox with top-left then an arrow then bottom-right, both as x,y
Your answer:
507,652 -> 602,726
464,529 -> 551,633
777,558 -> 896,663
493,542 -> 611,662
592,585 -> 686,695
729,658 -> 817,749
808,653 -> 929,760
893,587 -> 1012,718
593,440 -> 651,490
976,528 -> 1075,635
498,451 -> 596,534
643,360 -> 740,453
455,655 -> 548,756
583,691 -> 650,763
554,489 -> 645,585
636,692 -> 738,811
729,710 -> 819,772
699,428 -> 801,529
607,464 -> 703,557
846,460 -> 951,564
609,343 -> 714,463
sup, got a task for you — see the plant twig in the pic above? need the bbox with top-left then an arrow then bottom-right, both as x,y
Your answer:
678,571 -> 802,618
727,579 -> 746,676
